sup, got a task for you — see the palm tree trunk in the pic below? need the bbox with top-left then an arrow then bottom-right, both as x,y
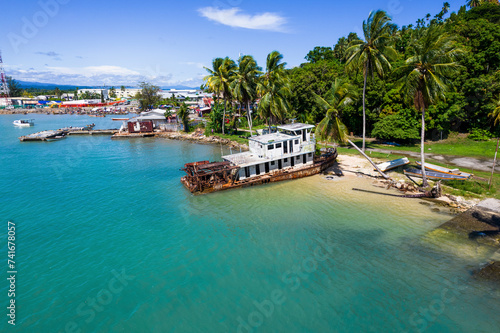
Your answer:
420,106 -> 428,187
347,139 -> 390,179
362,70 -> 367,152
222,97 -> 226,135
247,101 -> 253,136
489,137 -> 499,191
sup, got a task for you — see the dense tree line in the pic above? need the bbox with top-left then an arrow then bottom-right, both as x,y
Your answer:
290,2 -> 500,142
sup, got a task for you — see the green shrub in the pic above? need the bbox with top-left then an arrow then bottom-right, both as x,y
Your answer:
468,128 -> 493,141
371,113 -> 420,142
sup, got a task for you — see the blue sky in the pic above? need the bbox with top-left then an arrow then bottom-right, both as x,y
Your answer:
1,0 -> 466,87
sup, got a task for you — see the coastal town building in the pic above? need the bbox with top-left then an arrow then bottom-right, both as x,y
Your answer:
114,88 -> 141,99
77,88 -> 109,100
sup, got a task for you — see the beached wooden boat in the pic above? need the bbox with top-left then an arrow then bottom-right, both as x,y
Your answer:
416,161 -> 472,179
375,157 -> 410,172
404,168 -> 468,180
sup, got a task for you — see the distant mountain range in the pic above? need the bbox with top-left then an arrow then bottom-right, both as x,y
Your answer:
17,80 -> 199,91
17,80 -> 85,90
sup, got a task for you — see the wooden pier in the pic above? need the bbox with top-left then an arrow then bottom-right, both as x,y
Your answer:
19,129 -> 118,142
67,129 -> 118,135
111,132 -> 155,139
19,130 -> 66,142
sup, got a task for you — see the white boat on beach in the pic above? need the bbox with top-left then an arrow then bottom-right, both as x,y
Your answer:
375,157 -> 410,172
416,161 -> 472,179
13,119 -> 34,127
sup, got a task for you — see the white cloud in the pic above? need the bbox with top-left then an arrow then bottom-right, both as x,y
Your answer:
46,65 -> 141,77
5,64 -> 201,87
198,7 -> 286,32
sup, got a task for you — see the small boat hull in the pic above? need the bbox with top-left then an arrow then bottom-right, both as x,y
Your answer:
375,157 -> 410,172
416,161 -> 472,179
404,168 -> 468,180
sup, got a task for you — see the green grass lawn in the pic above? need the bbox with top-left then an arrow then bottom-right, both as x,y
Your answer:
349,136 -> 498,159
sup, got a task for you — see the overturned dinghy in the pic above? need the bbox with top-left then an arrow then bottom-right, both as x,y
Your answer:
404,168 -> 469,180
375,157 -> 410,172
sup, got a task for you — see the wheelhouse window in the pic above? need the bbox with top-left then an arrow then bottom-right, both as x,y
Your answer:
268,144 -> 274,150
276,143 -> 282,148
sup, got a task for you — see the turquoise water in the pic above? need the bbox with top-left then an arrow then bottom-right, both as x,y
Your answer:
1,114 -> 499,333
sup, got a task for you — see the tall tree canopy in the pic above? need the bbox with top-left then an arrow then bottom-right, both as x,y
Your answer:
345,10 -> 397,151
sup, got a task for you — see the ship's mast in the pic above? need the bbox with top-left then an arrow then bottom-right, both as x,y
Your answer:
0,50 -> 12,107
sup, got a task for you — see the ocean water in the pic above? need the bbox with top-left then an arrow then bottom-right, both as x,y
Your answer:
1,114 -> 499,333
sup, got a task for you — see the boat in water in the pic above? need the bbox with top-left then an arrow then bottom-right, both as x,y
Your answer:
375,157 -> 410,172
181,123 -> 338,194
404,168 -> 469,180
416,161 -> 472,179
13,119 -> 34,127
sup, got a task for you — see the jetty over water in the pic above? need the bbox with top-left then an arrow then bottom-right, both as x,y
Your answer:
19,128 -> 118,141
67,129 -> 118,135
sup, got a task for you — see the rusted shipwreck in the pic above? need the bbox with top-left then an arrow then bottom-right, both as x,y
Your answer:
181,123 -> 338,194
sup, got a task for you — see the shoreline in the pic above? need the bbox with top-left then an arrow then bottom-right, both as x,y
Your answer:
160,131 -> 479,213
156,130 -> 249,151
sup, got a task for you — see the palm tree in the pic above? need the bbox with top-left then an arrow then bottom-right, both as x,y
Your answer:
220,57 -> 237,134
394,25 -> 465,187
203,57 -> 236,134
178,102 -> 190,132
443,2 -> 451,14
314,79 -> 390,179
345,10 -> 397,152
231,55 -> 262,136
333,37 -> 349,62
258,51 -> 291,131
467,0 -> 499,7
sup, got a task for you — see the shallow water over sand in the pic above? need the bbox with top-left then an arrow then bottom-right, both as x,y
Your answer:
0,114 -> 499,333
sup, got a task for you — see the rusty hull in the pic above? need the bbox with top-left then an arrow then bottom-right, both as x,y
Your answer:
181,150 -> 337,195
